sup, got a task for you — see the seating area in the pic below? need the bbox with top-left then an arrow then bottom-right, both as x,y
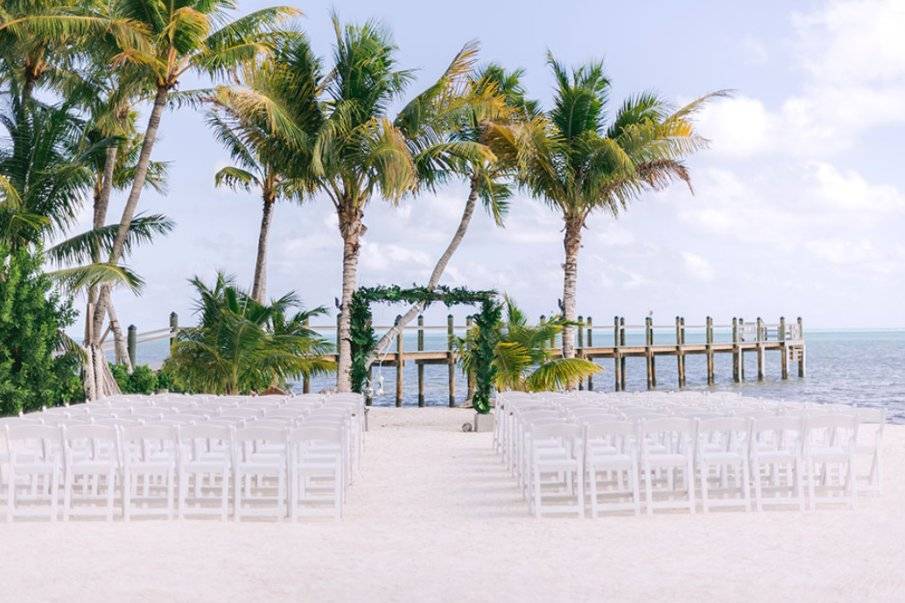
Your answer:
0,393 -> 364,522
493,391 -> 885,517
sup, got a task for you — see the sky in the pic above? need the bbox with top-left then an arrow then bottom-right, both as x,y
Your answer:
75,0 -> 905,332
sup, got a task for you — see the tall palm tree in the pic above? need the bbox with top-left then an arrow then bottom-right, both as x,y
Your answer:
207,33 -> 323,302
313,17 -> 489,391
497,54 -> 724,370
365,64 -> 538,367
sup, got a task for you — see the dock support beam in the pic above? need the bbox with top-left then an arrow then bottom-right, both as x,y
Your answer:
732,317 -> 740,383
675,316 -> 686,388
645,317 -> 656,389
705,316 -> 715,385
395,315 -> 403,407
417,315 -> 425,406
447,314 -> 456,407
797,317 -> 806,378
619,317 -> 626,390
779,316 -> 788,379
756,317 -> 765,381
577,316 -> 584,390
613,316 -> 622,391
586,316 -> 594,391
127,324 -> 137,368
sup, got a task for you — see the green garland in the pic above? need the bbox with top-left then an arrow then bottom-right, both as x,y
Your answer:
349,284 -> 497,413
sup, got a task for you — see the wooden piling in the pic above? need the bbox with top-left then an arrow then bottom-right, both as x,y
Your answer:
169,311 -> 178,350
779,316 -> 788,379
447,314 -> 456,407
675,316 -> 686,388
731,317 -> 740,383
797,317 -> 806,377
756,317 -> 765,381
417,315 -> 425,407
127,324 -> 137,367
395,315 -> 403,407
577,315 -> 584,391
586,316 -> 594,391
739,317 -> 746,381
619,317 -> 626,390
705,316 -> 715,385
613,316 -> 622,391
303,317 -> 311,393
645,317 -> 655,389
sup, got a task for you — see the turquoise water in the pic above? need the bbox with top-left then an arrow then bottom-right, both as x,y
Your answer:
128,329 -> 905,421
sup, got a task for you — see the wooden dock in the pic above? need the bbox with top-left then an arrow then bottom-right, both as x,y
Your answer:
118,314 -> 806,408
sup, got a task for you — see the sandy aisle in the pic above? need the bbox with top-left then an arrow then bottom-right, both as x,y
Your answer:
1,407 -> 903,602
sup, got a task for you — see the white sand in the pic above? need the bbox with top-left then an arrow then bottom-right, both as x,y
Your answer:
2,407 -> 904,602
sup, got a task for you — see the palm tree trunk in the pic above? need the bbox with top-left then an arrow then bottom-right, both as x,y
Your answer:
104,287 -> 131,369
336,205 -> 365,392
251,194 -> 275,303
366,176 -> 480,366
105,86 -> 169,271
88,145 -> 118,346
561,215 -> 584,361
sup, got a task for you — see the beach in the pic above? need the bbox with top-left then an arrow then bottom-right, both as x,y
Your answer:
1,407 -> 903,602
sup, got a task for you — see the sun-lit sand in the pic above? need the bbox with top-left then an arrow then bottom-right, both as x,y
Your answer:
2,407 -> 904,601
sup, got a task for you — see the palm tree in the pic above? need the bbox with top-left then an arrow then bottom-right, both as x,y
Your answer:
312,17 -> 490,391
365,63 -> 538,367
207,33 -> 323,302
166,273 -> 333,395
497,54 -> 724,370
459,297 -> 600,392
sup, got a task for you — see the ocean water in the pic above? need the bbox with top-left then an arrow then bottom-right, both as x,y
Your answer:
129,329 -> 905,421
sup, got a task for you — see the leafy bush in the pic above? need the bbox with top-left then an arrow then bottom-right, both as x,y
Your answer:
111,363 -> 160,394
0,245 -> 83,415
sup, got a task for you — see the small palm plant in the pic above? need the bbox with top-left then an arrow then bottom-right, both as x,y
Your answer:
166,273 -> 334,394
460,297 -> 600,393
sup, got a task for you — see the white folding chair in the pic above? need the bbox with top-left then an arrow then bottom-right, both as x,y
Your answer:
3,424 -> 61,521
802,414 -> 858,510
584,421 -> 640,517
749,416 -> 805,511
854,407 -> 884,495
639,418 -> 696,514
233,426 -> 288,521
61,424 -> 121,521
696,417 -> 752,512
288,426 -> 345,520
178,424 -> 233,520
120,425 -> 178,520
528,423 -> 584,518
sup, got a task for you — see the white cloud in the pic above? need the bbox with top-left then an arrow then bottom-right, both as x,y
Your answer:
809,162 -> 905,213
681,252 -> 716,282
697,96 -> 773,158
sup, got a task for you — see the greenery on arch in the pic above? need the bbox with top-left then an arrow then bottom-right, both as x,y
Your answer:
349,285 -> 498,413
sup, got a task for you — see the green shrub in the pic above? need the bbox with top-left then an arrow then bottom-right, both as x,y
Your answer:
111,363 -> 160,394
0,245 -> 83,415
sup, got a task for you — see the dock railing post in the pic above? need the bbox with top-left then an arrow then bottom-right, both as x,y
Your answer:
577,315 -> 584,390
619,317 -> 626,390
705,316 -> 715,385
613,316 -> 622,391
739,317 -> 746,381
303,317 -> 311,394
127,324 -> 137,368
645,316 -> 655,390
395,315 -> 403,407
586,316 -> 594,391
797,317 -> 806,377
169,311 -> 178,352
756,317 -> 765,381
731,317 -> 740,383
447,314 -> 456,407
417,315 -> 425,407
675,316 -> 686,388
779,316 -> 788,380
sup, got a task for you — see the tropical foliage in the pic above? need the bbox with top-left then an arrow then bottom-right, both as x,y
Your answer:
459,298 -> 601,394
166,273 -> 334,395
0,243 -> 83,415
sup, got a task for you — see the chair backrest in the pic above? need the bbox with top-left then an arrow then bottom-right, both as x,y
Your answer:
61,424 -> 120,463
531,422 -> 582,443
233,426 -> 287,444
5,424 -> 61,459
697,417 -> 751,456
804,414 -> 858,451
750,415 -> 803,455
289,425 -> 343,444
639,417 -> 696,457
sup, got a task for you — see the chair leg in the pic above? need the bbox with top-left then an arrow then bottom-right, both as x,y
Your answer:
631,461 -> 641,516
741,460 -> 752,512
699,462 -> 709,513
576,466 -> 584,518
644,462 -> 653,515
588,466 -> 598,518
233,471 -> 241,521
752,459 -> 763,512
687,460 -> 696,514
532,468 -> 541,518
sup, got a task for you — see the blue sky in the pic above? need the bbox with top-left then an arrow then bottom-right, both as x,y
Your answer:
78,0 -> 905,331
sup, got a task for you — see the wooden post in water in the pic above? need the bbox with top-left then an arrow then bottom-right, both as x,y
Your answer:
797,317 -> 806,377
577,315 -> 584,390
466,316 -> 476,400
675,316 -> 686,388
586,316 -> 594,391
645,316 -> 656,389
731,317 -> 740,383
417,315 -> 425,407
779,316 -> 788,379
447,314 -> 456,407
169,312 -> 178,351
613,316 -> 622,391
739,317 -> 746,381
705,316 -> 715,385
395,315 -> 404,407
619,317 -> 627,390
126,324 -> 137,368
303,317 -> 311,393
756,316 -> 765,381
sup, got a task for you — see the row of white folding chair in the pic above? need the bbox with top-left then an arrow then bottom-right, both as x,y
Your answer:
1,422 -> 348,521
